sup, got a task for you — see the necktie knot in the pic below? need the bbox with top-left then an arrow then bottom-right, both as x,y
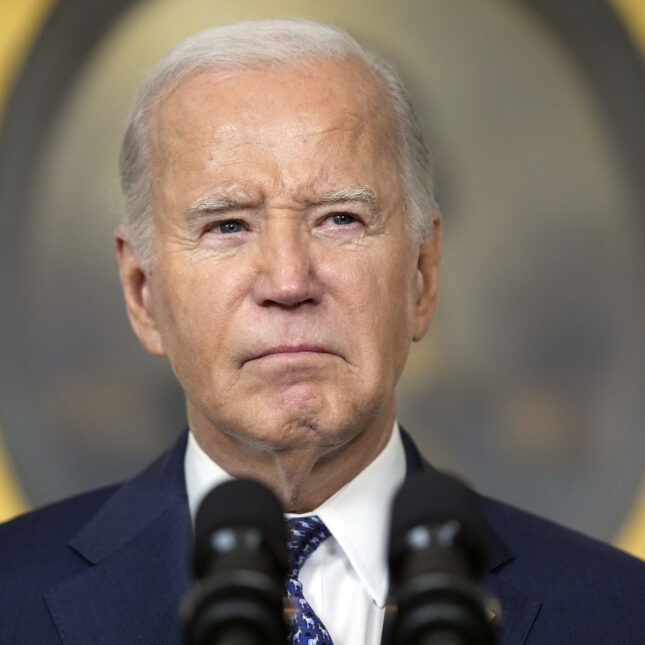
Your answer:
286,516 -> 331,576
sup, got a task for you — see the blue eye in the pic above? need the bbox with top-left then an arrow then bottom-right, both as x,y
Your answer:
331,213 -> 356,225
217,220 -> 245,234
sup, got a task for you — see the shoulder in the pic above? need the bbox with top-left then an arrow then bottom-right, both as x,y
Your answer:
0,432 -> 187,585
482,496 -> 645,643
0,486 -> 117,598
0,485 -> 121,642
0,485 -> 116,555
483,495 -> 645,582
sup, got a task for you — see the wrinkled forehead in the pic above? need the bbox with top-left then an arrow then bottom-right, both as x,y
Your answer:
147,56 -> 400,163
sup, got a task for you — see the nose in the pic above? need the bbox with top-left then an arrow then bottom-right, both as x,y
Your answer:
251,218 -> 319,307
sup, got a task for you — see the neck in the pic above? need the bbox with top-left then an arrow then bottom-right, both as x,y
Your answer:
190,409 -> 396,513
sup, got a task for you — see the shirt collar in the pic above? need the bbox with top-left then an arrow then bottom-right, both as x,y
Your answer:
184,422 -> 406,608
307,423 -> 406,607
184,431 -> 232,521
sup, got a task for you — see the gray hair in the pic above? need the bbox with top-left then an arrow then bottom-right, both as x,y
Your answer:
119,18 -> 437,267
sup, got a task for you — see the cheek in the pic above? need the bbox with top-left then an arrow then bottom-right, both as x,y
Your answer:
152,264 -> 242,369
330,251 -> 416,360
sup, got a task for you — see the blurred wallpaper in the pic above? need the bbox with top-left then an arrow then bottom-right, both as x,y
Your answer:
1,0 -> 645,558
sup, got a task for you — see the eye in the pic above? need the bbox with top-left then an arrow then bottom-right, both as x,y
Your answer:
214,220 -> 245,234
329,212 -> 357,226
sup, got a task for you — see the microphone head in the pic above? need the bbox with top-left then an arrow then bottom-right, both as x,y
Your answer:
389,470 -> 489,579
193,478 -> 287,579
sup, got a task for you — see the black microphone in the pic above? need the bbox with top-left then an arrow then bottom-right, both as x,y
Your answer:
182,478 -> 288,645
388,471 -> 500,645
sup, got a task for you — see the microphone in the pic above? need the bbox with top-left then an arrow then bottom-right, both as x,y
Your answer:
388,471 -> 500,645
182,478 -> 288,645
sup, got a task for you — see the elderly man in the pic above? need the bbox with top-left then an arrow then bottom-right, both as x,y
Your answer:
1,18 -> 644,645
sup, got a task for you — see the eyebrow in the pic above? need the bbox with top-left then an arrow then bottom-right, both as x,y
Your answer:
185,193 -> 252,224
184,185 -> 378,224
310,185 -> 377,209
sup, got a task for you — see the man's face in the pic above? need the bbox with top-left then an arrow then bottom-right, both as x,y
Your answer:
119,58 -> 440,460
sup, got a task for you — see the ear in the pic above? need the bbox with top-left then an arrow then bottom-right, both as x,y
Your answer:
412,211 -> 442,341
114,227 -> 166,356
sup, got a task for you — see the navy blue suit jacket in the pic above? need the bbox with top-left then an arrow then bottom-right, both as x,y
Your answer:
1,430 -> 644,644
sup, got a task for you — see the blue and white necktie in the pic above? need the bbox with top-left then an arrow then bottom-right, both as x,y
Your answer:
285,516 -> 334,645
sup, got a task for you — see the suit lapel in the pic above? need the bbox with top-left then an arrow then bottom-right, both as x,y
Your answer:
485,577 -> 541,645
45,434 -> 192,645
400,428 -> 541,644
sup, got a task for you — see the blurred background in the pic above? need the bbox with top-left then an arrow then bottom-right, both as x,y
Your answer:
1,0 -> 644,558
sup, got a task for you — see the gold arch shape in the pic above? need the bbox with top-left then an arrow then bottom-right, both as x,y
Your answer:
608,0 -> 645,561
0,0 -> 644,559
0,0 -> 53,523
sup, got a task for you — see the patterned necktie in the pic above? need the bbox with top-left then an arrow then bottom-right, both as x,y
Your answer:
285,516 -> 334,645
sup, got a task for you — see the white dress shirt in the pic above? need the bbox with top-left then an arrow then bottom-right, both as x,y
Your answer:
184,423 -> 407,645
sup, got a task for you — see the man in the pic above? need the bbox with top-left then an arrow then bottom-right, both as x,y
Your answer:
1,18 -> 644,645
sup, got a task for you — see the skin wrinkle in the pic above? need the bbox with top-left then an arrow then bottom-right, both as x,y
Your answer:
116,58 -> 441,511
184,186 -> 379,242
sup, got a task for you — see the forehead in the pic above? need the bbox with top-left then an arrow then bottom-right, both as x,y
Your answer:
147,58 -> 399,188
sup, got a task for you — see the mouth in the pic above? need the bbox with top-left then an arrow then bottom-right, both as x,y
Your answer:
239,343 -> 353,370
253,344 -> 336,360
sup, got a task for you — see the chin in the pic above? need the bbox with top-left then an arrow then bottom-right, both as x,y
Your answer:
222,402 -> 362,455
244,414 -> 352,451
195,381 -> 386,452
